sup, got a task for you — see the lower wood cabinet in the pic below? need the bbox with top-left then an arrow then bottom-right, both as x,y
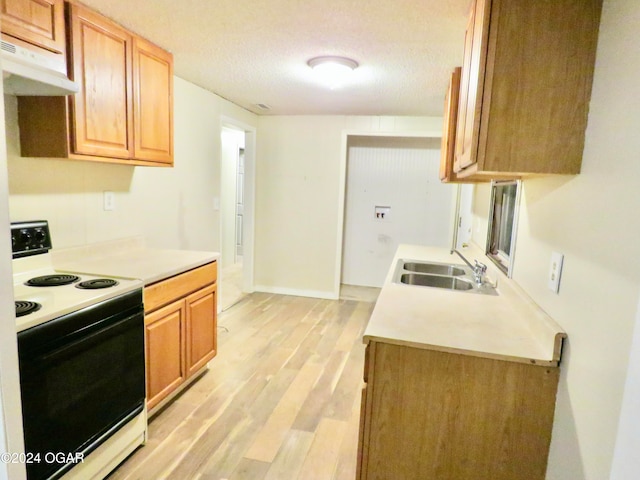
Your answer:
185,283 -> 217,377
144,262 -> 217,411
357,341 -> 560,480
145,300 -> 186,409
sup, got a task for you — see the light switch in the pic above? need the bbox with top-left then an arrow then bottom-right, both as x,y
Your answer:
548,252 -> 564,294
103,191 -> 115,211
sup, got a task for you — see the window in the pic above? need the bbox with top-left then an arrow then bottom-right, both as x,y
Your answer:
486,180 -> 521,277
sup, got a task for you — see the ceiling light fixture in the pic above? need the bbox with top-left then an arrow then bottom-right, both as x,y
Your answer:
307,56 -> 359,89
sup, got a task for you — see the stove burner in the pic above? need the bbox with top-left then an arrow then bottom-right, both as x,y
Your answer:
76,279 -> 119,290
15,301 -> 42,317
25,274 -> 81,287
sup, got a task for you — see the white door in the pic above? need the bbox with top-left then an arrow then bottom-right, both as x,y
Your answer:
235,148 -> 245,258
341,136 -> 456,287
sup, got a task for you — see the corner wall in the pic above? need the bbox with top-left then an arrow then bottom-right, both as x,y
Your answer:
471,1 -> 640,477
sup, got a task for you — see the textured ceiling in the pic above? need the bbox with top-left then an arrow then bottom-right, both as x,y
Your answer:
77,0 -> 470,116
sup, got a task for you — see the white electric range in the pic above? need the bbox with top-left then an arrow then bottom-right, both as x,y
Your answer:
13,253 -> 143,332
11,220 -> 147,480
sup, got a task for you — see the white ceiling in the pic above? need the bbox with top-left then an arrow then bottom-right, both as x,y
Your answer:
78,0 -> 470,116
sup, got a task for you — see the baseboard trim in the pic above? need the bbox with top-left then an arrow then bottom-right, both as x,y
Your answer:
253,285 -> 339,300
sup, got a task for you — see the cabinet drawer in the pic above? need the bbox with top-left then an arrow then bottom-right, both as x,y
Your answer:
145,262 -> 217,313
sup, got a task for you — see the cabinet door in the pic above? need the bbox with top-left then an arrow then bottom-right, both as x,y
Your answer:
185,283 -> 217,377
356,385 -> 368,480
358,342 -> 376,480
0,0 -> 65,55
133,36 -> 174,164
145,300 -> 186,410
454,0 -> 491,173
439,67 -> 461,182
68,3 -> 133,159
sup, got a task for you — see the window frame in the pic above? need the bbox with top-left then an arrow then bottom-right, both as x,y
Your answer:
485,179 -> 521,278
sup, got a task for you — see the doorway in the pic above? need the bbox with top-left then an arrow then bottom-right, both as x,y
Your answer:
220,126 -> 251,310
341,135 -> 456,288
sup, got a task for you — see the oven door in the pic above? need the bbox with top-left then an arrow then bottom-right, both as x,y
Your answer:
17,290 -> 145,480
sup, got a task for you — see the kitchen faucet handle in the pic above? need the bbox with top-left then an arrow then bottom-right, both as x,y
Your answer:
474,260 -> 487,274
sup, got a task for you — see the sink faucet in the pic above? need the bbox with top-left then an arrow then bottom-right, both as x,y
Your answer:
450,249 -> 487,285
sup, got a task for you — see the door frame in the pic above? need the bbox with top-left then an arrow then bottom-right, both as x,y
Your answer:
334,128 -> 449,297
220,116 -> 256,297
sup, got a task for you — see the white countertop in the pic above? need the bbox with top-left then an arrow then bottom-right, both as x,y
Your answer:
52,237 -> 220,285
364,243 -> 566,366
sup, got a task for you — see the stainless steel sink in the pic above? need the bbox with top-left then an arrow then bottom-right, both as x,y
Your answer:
392,259 -> 498,295
399,273 -> 473,290
402,262 -> 466,276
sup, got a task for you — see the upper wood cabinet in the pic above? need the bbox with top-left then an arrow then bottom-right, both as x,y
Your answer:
441,65 -> 513,184
0,0 -> 65,54
16,1 -> 174,167
68,3 -> 133,159
451,0 -> 603,180
439,67 -> 462,183
0,0 -> 67,74
133,36 -> 174,164
454,0 -> 488,176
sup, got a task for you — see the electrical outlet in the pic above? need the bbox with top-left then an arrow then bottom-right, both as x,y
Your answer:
103,191 -> 115,211
548,252 -> 564,294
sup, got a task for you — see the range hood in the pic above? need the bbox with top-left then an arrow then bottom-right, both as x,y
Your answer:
1,39 -> 78,96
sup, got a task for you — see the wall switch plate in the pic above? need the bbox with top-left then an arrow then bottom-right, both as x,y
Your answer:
548,252 -> 564,293
103,191 -> 115,211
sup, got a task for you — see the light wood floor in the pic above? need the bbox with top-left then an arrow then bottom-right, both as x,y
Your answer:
108,291 -> 376,480
219,260 -> 247,312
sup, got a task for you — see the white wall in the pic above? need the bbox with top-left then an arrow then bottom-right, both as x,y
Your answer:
0,68 -> 27,480
342,136 -> 455,287
610,295 -> 640,479
6,77 -> 257,252
470,1 -> 640,477
254,115 -> 443,298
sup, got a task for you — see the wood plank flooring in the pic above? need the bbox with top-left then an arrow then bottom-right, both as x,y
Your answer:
108,291 -> 377,480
